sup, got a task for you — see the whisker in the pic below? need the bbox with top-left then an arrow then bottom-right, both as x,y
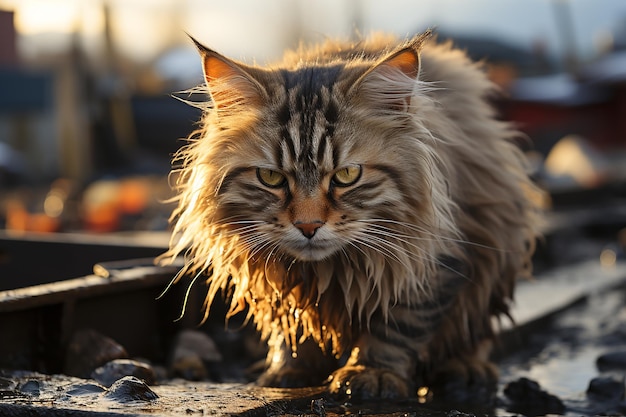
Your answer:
356,223 -> 473,283
174,270 -> 204,322
264,244 -> 284,294
358,218 -> 508,253
156,258 -> 196,299
351,232 -> 411,269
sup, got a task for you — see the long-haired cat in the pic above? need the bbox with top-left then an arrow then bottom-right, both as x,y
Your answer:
159,30 -> 539,400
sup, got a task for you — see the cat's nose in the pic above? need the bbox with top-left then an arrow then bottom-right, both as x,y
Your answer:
293,221 -> 324,238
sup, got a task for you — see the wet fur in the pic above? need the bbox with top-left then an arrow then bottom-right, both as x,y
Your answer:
159,31 -> 540,399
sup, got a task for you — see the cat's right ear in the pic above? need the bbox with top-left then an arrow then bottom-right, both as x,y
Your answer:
190,36 -> 267,110
348,31 -> 432,112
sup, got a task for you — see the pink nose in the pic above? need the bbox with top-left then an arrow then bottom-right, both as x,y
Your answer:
293,221 -> 324,238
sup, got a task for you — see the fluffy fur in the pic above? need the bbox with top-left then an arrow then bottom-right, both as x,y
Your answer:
159,31 -> 540,399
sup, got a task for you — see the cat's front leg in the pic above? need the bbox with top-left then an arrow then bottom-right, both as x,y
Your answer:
257,333 -> 337,388
428,339 -> 499,404
328,304 -> 435,400
329,343 -> 414,400
329,262 -> 471,399
328,330 -> 420,399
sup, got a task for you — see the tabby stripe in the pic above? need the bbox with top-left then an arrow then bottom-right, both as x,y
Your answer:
281,126 -> 297,166
276,100 -> 291,125
319,97 -> 338,166
370,164 -> 403,186
324,97 -> 339,134
297,97 -> 314,164
218,167 -> 249,194
237,189 -> 281,206
367,343 -> 411,368
372,320 -> 432,343
341,180 -> 385,205
331,139 -> 341,168
387,306 -> 437,335
282,187 -> 293,209
273,139 -> 284,170
393,303 -> 448,321
279,67 -> 344,172
316,134 -> 328,166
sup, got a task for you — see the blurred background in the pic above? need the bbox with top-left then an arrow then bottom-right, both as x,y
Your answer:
0,0 -> 625,236
1,1 -> 626,396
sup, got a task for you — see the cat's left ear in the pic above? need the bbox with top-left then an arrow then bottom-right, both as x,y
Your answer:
190,36 -> 267,111
350,31 -> 432,110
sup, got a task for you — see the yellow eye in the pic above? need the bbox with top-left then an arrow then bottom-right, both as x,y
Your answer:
257,168 -> 286,188
333,165 -> 362,186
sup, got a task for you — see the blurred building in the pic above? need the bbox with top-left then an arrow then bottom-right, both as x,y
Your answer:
0,10 -> 56,186
0,10 -> 18,66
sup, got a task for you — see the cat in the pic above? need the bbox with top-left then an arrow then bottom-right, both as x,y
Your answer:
158,30 -> 540,400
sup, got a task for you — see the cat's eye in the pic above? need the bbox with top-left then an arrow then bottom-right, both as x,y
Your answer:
332,165 -> 362,187
257,168 -> 286,188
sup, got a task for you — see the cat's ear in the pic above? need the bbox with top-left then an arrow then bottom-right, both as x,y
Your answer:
190,36 -> 267,110
350,31 -> 432,111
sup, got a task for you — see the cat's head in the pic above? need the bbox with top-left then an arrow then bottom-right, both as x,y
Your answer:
169,32 -> 454,269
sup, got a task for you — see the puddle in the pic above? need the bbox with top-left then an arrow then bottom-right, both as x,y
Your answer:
516,345 -> 606,398
498,288 -> 626,416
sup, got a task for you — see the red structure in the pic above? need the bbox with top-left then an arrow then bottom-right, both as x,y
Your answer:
503,54 -> 626,155
0,10 -> 18,66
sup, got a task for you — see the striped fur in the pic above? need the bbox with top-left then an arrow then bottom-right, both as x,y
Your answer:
159,31 -> 540,399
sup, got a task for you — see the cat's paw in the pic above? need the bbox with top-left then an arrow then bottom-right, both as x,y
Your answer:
429,357 -> 498,404
328,365 -> 410,400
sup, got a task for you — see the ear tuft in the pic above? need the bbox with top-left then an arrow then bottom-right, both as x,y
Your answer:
348,31 -> 433,112
188,35 -> 266,111
373,30 -> 432,80
385,49 -> 419,79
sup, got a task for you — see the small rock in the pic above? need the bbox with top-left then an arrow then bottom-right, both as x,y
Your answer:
170,329 -> 222,381
19,380 -> 41,396
173,329 -> 223,362
152,364 -> 169,383
66,382 -> 106,396
170,353 -> 207,381
104,376 -> 159,403
311,397 -> 326,417
0,377 -> 19,399
597,351 -> 626,371
504,377 -> 565,416
446,411 -> 474,417
0,377 -> 16,392
64,329 -> 128,378
587,376 -> 625,402
92,359 -> 157,387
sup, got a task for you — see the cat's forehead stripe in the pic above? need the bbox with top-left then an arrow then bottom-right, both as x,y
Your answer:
279,64 -> 344,93
276,65 -> 343,175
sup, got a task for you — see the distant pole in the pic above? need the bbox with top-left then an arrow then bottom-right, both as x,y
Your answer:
350,0 -> 364,40
552,0 -> 579,75
102,1 -> 137,160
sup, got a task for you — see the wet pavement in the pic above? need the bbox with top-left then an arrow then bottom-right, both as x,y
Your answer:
498,283 -> 626,416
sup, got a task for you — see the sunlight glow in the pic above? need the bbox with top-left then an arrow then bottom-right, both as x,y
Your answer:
14,0 -> 78,35
10,0 -> 104,37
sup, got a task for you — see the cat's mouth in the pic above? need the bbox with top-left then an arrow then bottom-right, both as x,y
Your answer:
285,239 -> 339,262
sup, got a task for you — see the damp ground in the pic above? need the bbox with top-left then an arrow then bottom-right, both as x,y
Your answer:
2,259 -> 626,416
